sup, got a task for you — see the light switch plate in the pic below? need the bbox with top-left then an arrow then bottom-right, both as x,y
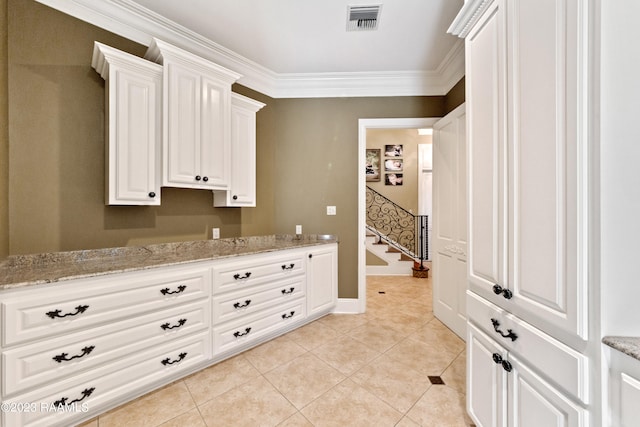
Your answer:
327,206 -> 337,215
296,225 -> 302,234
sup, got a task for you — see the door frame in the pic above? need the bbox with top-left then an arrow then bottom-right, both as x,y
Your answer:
357,117 -> 440,313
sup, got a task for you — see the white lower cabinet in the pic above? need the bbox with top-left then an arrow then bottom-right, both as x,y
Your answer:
468,323 -> 587,427
2,332 -> 210,427
306,245 -> 338,319
213,299 -> 306,357
0,243 -> 337,427
606,348 -> 640,427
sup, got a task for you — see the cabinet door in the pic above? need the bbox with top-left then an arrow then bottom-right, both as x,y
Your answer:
164,61 -> 201,187
200,75 -> 230,189
508,354 -> 586,427
110,70 -> 162,205
214,93 -> 264,207
466,0 -> 508,300
468,323 -> 507,427
228,101 -> 255,205
93,42 -> 162,206
506,0 -> 586,340
306,245 -> 337,319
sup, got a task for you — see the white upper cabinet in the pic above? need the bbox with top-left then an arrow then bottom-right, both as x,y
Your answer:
459,0 -> 588,343
214,93 -> 265,207
92,42 -> 162,205
145,39 -> 241,190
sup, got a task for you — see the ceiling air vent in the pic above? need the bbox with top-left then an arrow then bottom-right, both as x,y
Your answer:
347,5 -> 381,31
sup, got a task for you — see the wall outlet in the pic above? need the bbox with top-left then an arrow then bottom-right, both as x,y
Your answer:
327,206 -> 337,215
295,225 -> 302,234
212,228 -> 220,239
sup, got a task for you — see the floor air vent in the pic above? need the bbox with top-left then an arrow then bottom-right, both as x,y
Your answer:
347,5 -> 381,31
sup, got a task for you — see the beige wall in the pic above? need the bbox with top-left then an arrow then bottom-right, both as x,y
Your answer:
4,0 -> 462,299
366,128 -> 432,214
1,0 -> 8,259
7,0 -> 244,255
444,77 -> 465,115
269,97 -> 444,298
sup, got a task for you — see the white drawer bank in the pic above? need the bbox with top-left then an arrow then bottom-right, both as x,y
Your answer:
0,237 -> 338,427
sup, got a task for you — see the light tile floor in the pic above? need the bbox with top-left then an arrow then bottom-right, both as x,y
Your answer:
79,275 -> 473,426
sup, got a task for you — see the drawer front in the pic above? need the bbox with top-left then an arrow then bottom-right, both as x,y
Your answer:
1,264 -> 211,347
1,331 -> 210,427
2,300 -> 209,397
212,251 -> 305,293
467,291 -> 589,404
213,299 -> 305,356
213,276 -> 305,324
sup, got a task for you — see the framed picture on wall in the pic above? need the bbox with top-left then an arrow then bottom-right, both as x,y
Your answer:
366,149 -> 381,182
384,144 -> 403,157
385,173 -> 403,186
384,158 -> 403,171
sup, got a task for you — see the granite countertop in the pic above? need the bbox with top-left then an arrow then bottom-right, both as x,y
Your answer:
0,234 -> 338,290
603,336 -> 640,362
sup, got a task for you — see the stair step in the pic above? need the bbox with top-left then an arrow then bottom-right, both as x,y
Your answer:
400,254 -> 414,262
386,247 -> 401,253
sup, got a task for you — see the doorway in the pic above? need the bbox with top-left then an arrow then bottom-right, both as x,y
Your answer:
357,118 -> 439,313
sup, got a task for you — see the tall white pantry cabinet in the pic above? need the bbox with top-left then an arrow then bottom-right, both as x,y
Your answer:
450,0 -> 598,426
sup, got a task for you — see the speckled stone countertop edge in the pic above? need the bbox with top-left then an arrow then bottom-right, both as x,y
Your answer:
602,336 -> 640,362
0,234 -> 338,291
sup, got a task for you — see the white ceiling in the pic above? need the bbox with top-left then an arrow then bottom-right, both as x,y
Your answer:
37,0 -> 465,97
128,0 -> 464,75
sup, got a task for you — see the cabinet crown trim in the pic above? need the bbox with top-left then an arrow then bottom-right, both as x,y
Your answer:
231,92 -> 266,112
145,38 -> 242,83
91,41 -> 162,80
447,0 -> 494,38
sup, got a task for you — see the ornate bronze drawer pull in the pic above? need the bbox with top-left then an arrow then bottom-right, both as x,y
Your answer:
52,346 -> 95,363
161,352 -> 187,366
233,300 -> 251,309
160,319 -> 187,330
233,272 -> 252,280
160,285 -> 186,295
54,387 -> 95,407
491,318 -> 518,341
46,305 -> 89,319
233,327 -> 252,338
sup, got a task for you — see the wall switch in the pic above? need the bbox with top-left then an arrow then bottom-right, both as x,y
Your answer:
327,206 -> 337,215
212,228 -> 220,239
296,225 -> 302,234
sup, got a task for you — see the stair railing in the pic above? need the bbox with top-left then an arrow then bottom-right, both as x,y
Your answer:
366,186 -> 429,268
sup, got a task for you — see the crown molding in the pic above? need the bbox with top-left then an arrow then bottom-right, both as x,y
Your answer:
36,0 -> 464,98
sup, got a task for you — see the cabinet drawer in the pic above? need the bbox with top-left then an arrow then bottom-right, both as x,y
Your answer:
212,251 -> 305,293
2,300 -> 209,397
1,331 -> 210,427
213,299 -> 305,356
213,276 -> 305,324
1,264 -> 210,347
467,291 -> 589,404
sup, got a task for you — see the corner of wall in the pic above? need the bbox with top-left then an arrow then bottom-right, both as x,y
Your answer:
0,0 -> 9,260
443,77 -> 465,115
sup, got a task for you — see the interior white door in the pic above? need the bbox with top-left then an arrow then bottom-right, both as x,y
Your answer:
432,103 -> 467,339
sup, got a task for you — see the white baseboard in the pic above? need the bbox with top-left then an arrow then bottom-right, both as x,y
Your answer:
333,298 -> 361,314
